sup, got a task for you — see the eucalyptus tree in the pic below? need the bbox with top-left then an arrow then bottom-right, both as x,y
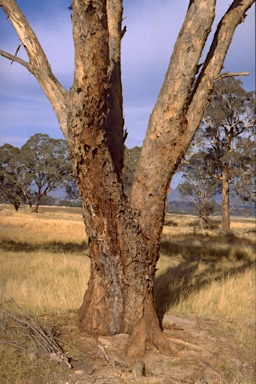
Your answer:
20,133 -> 72,212
0,135 -> 72,212
177,152 -> 220,228
0,143 -> 25,210
232,137 -> 255,204
0,0 -> 254,358
196,78 -> 255,230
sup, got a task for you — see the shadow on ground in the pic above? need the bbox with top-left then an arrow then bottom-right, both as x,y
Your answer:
0,239 -> 88,254
155,232 -> 255,325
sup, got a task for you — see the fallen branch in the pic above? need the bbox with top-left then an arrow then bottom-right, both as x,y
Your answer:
165,335 -> 204,351
0,298 -> 72,368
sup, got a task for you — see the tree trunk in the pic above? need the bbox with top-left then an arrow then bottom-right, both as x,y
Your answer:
67,79 -> 170,356
199,216 -> 208,230
77,198 -> 169,356
221,169 -> 230,231
13,203 -> 20,211
66,0 -> 171,356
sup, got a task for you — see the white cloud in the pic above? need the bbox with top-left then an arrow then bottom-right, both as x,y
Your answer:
122,1 -> 187,99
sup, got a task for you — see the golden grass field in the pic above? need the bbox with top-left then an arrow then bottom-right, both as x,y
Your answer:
0,204 -> 255,382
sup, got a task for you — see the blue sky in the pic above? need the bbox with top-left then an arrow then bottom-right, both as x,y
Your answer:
0,1 -> 255,168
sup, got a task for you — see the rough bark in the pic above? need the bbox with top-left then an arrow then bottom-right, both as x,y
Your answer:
130,0 -> 216,240
66,0 -> 171,355
0,0 -> 254,358
130,0 -> 255,240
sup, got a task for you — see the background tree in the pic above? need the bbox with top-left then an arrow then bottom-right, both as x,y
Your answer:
232,137 -> 256,205
0,0 -> 254,358
0,134 -> 72,212
20,134 -> 72,212
65,179 -> 80,201
0,144 -> 25,210
177,152 -> 220,228
123,146 -> 141,195
194,77 -> 255,231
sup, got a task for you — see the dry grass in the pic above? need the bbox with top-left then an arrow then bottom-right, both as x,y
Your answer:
0,205 -> 86,244
0,205 -> 90,314
0,251 -> 90,313
171,268 -> 255,349
0,205 -> 255,382
156,213 -> 256,352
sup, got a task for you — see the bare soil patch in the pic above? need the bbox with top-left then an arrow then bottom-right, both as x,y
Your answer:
10,311 -> 253,384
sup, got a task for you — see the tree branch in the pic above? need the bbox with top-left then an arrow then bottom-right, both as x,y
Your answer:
130,0 -> 217,240
105,0 -> 125,178
0,49 -> 28,68
215,71 -> 250,82
187,0 -> 255,135
0,0 -> 68,138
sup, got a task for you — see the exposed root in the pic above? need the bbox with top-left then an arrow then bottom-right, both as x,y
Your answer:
126,317 -> 147,360
165,335 -> 204,351
126,315 -> 175,361
151,327 -> 176,356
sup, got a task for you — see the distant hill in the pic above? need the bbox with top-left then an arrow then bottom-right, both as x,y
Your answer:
48,187 -> 254,217
49,188 -> 66,199
167,188 -> 194,214
167,188 -> 254,217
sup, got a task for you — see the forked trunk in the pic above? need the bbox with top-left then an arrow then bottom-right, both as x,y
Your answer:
1,0 -> 254,361
66,0 -> 169,354
67,98 -> 169,354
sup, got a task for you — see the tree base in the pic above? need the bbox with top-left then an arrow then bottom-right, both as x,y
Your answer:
126,316 -> 174,360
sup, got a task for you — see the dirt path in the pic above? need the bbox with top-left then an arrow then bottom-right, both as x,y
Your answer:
48,313 -> 255,384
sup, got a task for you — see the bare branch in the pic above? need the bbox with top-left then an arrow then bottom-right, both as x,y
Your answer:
187,0 -> 255,135
215,71 -> 250,82
0,299 -> 72,368
0,48 -> 28,68
0,0 -> 68,138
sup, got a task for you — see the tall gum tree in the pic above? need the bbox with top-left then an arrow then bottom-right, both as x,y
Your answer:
0,0 -> 254,358
203,78 -> 255,231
